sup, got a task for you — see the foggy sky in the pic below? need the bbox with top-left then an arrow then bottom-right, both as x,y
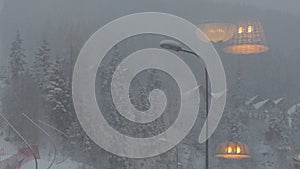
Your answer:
0,0 -> 300,105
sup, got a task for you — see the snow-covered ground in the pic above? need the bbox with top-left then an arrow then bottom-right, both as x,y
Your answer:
1,154 -> 93,169
21,159 -> 91,169
0,136 -> 93,169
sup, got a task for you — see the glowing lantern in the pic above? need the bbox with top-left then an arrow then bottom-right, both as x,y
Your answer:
223,19 -> 269,55
197,23 -> 237,43
293,154 -> 300,169
215,142 -> 251,159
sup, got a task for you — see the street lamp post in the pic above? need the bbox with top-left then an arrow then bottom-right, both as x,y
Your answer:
160,39 -> 210,169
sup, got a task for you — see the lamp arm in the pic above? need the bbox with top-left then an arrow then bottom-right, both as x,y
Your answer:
0,112 -> 38,169
22,113 -> 57,169
180,49 -> 199,56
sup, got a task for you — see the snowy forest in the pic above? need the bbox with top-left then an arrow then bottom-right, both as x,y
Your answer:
0,0 -> 300,169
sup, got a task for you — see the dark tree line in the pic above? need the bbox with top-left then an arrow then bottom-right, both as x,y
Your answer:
1,32 -> 96,167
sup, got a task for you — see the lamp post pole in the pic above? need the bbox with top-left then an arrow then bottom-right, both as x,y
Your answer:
160,40 -> 209,169
205,69 -> 209,169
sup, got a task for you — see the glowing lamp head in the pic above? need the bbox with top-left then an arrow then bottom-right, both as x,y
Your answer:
293,153 -> 300,167
216,142 -> 251,159
224,19 -> 269,55
197,22 -> 237,43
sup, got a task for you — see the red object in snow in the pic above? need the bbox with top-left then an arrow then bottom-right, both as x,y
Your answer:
0,145 -> 40,169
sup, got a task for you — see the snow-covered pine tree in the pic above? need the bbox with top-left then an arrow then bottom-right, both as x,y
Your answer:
9,31 -> 26,81
2,32 -> 43,144
268,111 -> 291,147
44,58 -> 72,130
289,104 -> 300,130
222,92 -> 248,143
43,57 -> 95,165
32,40 -> 51,89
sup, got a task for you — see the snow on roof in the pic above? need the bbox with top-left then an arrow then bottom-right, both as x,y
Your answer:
245,95 -> 259,105
287,103 -> 300,115
273,97 -> 284,105
254,99 -> 270,110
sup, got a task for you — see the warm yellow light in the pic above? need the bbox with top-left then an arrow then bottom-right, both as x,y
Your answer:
238,27 -> 243,34
209,29 -> 215,33
227,146 -> 233,153
224,44 -> 269,55
217,28 -> 224,33
198,23 -> 237,42
223,19 -> 269,55
248,26 -> 253,33
293,154 -> 300,164
237,146 -> 241,154
216,142 -> 251,159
